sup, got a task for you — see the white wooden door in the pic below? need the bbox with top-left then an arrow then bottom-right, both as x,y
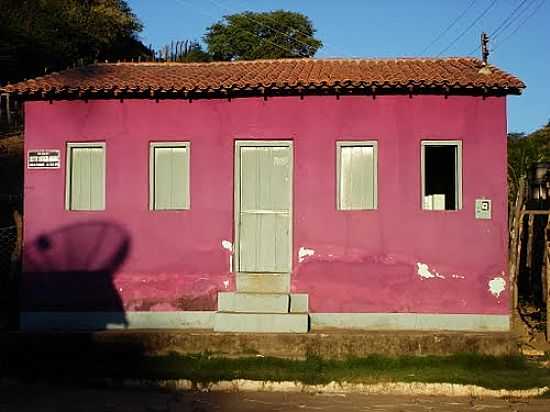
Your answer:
236,142 -> 292,273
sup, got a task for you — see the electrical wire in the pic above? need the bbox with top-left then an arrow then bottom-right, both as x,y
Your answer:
467,0 -> 545,55
420,0 -> 478,55
492,0 -> 540,41
492,0 -> 546,52
489,0 -> 530,39
435,0 -> 498,57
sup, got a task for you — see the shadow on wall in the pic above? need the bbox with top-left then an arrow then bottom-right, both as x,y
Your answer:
23,221 -> 131,329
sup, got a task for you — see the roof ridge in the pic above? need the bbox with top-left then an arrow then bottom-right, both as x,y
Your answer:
99,56 -> 481,67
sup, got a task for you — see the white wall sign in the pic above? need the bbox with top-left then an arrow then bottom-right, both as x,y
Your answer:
27,150 -> 60,169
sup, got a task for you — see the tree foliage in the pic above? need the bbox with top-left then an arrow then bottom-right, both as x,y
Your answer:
204,10 -> 322,61
0,0 -> 148,84
508,121 -> 550,202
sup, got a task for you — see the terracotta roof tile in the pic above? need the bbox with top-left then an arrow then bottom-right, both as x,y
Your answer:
1,57 -> 525,99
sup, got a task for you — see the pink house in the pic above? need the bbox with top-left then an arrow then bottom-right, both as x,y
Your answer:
3,58 -> 525,332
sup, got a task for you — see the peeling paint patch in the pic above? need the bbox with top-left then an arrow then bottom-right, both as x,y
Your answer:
221,240 -> 233,252
488,276 -> 506,298
416,262 -> 445,280
298,247 -> 315,263
221,240 -> 233,272
451,274 -> 465,279
223,280 -> 229,289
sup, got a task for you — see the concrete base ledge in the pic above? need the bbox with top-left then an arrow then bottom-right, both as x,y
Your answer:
108,379 -> 548,398
20,312 -> 510,332
310,313 -> 510,332
20,311 -> 215,330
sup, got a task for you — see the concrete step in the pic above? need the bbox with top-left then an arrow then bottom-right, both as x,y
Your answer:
214,312 -> 309,333
236,273 -> 290,293
218,292 -> 290,313
289,293 -> 309,313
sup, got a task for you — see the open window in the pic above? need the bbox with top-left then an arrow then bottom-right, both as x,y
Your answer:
421,140 -> 462,211
149,142 -> 190,210
336,141 -> 378,210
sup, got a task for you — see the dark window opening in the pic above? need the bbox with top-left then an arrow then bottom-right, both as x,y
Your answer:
423,145 -> 458,210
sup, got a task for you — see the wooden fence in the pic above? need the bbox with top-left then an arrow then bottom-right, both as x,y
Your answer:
0,211 -> 22,329
509,178 -> 550,340
0,93 -> 22,132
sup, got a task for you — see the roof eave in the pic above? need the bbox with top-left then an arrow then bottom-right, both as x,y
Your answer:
1,85 -> 525,101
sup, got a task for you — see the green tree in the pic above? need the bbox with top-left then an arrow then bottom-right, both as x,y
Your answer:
0,0 -> 148,84
508,121 -> 550,202
204,10 -> 322,61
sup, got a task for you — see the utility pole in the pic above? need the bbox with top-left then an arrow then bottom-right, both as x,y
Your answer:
481,32 -> 489,66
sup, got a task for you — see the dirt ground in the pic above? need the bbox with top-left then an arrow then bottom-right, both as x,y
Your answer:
513,304 -> 550,357
0,382 -> 549,412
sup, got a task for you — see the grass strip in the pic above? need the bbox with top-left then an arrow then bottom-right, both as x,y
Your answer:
2,353 -> 549,390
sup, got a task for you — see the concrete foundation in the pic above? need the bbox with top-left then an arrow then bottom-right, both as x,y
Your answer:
0,330 -> 518,359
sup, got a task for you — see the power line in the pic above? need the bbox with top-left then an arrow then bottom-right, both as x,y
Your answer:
435,0 -> 498,57
171,0 -> 302,57
489,0 -> 530,38
493,0 -> 546,51
420,0 -> 478,55
204,0 -> 327,56
492,0 -> 539,41
466,0 -> 530,56
467,0 -> 545,55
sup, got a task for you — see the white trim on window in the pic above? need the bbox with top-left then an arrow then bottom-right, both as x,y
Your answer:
149,141 -> 190,211
420,140 -> 463,211
336,140 -> 378,210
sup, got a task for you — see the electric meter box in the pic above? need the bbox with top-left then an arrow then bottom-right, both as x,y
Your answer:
475,199 -> 492,220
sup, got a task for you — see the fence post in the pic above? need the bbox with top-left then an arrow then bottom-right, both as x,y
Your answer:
542,215 -> 549,307
509,178 -> 526,316
10,209 -> 22,278
546,218 -> 550,342
5,94 -> 10,126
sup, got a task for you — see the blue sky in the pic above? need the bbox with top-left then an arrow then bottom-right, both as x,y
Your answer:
128,0 -> 549,133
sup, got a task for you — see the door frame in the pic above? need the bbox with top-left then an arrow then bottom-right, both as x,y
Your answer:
233,140 -> 294,273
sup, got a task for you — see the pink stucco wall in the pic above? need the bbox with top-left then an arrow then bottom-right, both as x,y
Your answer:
22,95 -> 509,315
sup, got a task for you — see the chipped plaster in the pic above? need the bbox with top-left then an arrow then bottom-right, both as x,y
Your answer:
488,276 -> 506,298
221,240 -> 233,272
298,247 -> 315,263
416,262 -> 445,279
221,240 -> 233,252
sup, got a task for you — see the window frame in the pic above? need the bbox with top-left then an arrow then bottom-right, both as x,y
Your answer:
65,142 -> 106,211
336,140 -> 378,211
420,139 -> 463,211
149,141 -> 191,211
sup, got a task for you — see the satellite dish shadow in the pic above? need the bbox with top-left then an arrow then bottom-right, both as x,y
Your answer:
23,221 -> 131,330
